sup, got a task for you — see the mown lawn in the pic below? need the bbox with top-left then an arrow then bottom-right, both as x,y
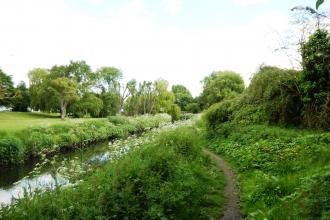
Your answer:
0,112 -> 102,133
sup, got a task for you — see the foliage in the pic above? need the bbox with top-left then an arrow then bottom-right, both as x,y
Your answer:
171,84 -> 194,111
186,102 -> 200,113
203,98 -> 239,129
0,114 -> 171,165
204,122 -> 330,219
301,29 -> 330,128
0,137 -> 25,165
95,66 -> 122,92
240,66 -> 303,125
167,104 -> 181,122
99,91 -> 121,117
200,71 -> 244,108
316,0 -> 325,10
12,82 -> 30,112
0,125 -> 225,220
0,69 -> 14,107
70,93 -> 103,118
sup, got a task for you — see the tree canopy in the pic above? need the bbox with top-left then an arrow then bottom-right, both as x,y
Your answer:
200,71 -> 244,108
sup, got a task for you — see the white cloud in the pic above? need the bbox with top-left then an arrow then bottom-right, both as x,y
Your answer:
162,0 -> 182,15
232,0 -> 270,6
0,0 -> 291,97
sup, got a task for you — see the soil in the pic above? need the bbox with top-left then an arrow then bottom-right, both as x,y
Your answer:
203,149 -> 242,220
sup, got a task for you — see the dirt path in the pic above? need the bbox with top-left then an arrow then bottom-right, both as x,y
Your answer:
203,149 -> 242,220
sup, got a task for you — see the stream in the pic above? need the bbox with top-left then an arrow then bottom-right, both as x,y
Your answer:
0,120 -> 190,207
0,141 -> 113,206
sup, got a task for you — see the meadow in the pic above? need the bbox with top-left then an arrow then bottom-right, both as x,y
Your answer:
0,112 -> 102,132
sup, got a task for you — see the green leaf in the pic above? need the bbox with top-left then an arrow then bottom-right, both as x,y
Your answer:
316,0 -> 325,10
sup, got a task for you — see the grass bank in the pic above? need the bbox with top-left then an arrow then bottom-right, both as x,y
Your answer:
205,123 -> 330,219
0,114 -> 171,166
0,126 -> 225,219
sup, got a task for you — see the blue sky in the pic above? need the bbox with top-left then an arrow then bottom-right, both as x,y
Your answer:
0,0 -> 329,96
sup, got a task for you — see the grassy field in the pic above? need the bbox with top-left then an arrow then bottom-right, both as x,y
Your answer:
0,112 -> 101,132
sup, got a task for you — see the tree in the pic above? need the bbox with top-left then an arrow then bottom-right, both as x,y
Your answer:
71,93 -> 103,117
28,68 -> 54,111
99,91 -> 121,117
186,102 -> 200,113
154,79 -> 175,114
245,66 -> 303,125
49,77 -> 79,119
12,81 -> 30,112
200,71 -> 244,108
95,67 -> 122,92
171,85 -> 193,111
51,61 -> 93,95
0,69 -> 14,107
139,81 -> 156,114
119,79 -> 136,111
301,29 -> 330,127
95,67 -> 123,115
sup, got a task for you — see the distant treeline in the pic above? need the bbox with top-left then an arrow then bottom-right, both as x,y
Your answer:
0,64 -> 201,120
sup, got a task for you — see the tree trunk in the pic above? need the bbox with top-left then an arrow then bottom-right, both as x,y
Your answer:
60,98 -> 66,120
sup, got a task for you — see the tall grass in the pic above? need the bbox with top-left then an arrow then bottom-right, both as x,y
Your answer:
0,125 -> 225,219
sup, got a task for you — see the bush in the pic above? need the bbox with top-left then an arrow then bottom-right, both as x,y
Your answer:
167,104 -> 181,122
203,98 -> 238,129
186,102 -> 200,113
243,66 -> 302,126
0,137 -> 25,165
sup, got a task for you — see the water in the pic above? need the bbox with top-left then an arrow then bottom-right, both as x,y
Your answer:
0,141 -> 111,206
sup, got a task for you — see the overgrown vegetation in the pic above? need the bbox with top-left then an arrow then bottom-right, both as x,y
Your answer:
0,126 -> 225,219
0,114 -> 171,165
204,123 -> 330,219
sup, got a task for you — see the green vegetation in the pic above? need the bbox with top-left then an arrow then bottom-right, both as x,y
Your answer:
199,71 -> 244,108
0,114 -> 171,165
200,10 -> 330,218
204,123 -> 329,219
0,125 -> 225,219
0,112 -> 98,132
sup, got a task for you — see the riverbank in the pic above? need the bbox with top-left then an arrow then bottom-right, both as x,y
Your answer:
205,123 -> 330,219
0,114 -> 171,165
0,122 -> 226,219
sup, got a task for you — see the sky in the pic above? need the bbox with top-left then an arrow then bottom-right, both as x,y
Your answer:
0,0 -> 329,96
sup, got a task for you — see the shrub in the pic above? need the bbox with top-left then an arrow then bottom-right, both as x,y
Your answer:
167,104 -> 181,122
0,137 -> 25,164
243,66 -> 302,126
203,98 -> 238,129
